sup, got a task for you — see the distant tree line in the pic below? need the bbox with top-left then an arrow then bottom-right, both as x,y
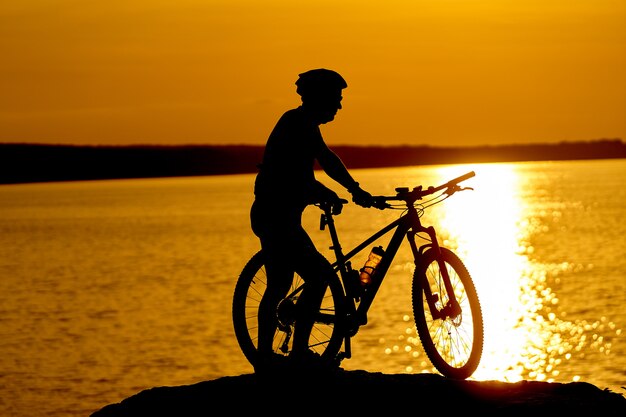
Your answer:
0,139 -> 624,184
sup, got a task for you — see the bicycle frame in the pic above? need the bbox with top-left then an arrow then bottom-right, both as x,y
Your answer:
319,200 -> 455,359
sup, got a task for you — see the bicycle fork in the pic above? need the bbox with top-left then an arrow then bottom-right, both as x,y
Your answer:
409,226 -> 462,321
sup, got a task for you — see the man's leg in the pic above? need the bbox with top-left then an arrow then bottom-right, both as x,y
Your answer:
291,250 -> 334,356
257,246 -> 293,348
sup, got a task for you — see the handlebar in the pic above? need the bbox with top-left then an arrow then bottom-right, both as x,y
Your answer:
315,171 -> 475,213
373,170 -> 475,208
428,171 -> 475,194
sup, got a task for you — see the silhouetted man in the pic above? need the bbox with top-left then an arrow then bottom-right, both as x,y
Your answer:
251,68 -> 373,372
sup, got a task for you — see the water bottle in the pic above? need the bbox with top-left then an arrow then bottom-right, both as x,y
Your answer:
359,246 -> 384,286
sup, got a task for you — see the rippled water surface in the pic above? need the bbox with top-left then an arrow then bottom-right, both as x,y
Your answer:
0,159 -> 624,416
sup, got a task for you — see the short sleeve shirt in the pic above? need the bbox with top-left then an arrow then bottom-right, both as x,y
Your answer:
254,107 -> 325,207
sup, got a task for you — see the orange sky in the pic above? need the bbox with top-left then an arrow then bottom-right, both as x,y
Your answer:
0,0 -> 624,147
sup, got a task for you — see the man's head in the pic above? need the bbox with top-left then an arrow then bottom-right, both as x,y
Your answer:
296,69 -> 347,124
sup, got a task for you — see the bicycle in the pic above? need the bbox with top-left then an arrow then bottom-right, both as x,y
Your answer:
232,171 -> 483,379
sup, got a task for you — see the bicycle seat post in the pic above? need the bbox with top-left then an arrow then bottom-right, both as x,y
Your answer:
319,203 -> 347,268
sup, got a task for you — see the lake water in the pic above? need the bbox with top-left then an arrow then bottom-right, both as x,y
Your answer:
1,159 -> 625,417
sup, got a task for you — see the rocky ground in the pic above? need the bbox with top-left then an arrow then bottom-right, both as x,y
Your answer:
91,369 -> 626,416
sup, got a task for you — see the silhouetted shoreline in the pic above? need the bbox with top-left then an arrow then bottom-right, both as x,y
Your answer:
1,139 -> 625,185
90,370 -> 626,416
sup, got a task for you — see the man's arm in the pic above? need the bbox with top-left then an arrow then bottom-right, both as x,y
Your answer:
316,145 -> 359,191
317,144 -> 373,207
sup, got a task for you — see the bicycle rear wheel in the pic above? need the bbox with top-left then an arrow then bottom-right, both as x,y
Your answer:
412,247 -> 483,379
232,250 -> 346,368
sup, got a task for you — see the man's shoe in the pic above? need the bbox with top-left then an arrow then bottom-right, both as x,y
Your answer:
288,350 -> 340,373
254,352 -> 289,375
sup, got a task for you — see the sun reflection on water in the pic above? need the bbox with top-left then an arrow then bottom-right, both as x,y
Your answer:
389,163 -> 620,385
430,164 -> 532,382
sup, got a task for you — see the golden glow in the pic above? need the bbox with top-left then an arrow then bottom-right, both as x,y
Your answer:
0,1 -> 624,145
433,164 -> 532,381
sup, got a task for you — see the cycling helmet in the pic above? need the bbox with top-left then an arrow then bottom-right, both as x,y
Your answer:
295,68 -> 347,97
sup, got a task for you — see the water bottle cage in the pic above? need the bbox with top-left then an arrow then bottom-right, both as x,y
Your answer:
345,268 -> 362,300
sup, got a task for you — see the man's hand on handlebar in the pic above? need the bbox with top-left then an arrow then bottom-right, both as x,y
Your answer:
350,185 -> 374,208
371,197 -> 391,210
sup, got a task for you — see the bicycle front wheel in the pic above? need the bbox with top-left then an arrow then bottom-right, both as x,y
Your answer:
412,247 -> 483,379
232,250 -> 346,368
